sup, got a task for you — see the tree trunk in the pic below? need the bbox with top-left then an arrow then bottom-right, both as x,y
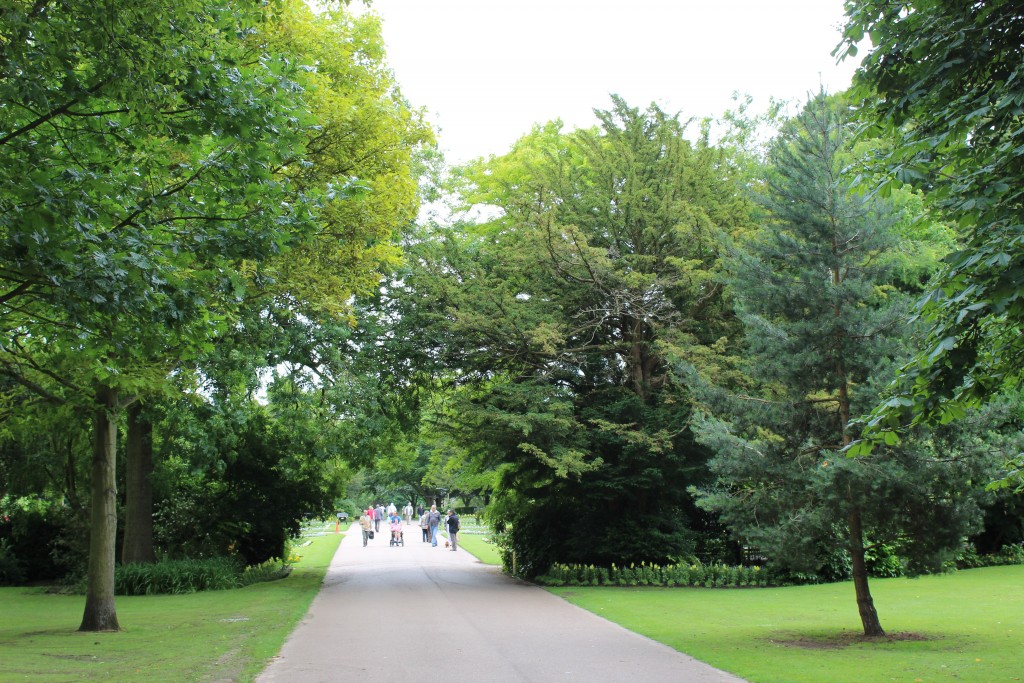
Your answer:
122,403 -> 156,564
79,387 -> 120,632
848,506 -> 885,637
835,330 -> 883,636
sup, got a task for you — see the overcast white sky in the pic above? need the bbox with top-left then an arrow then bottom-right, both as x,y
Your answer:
365,0 -> 861,164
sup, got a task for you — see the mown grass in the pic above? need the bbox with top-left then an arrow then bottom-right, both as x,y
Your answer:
552,564 -> 1024,683
454,531 -> 502,566
0,523 -> 343,682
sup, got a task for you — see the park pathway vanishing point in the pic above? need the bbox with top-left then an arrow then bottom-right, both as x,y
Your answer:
256,523 -> 748,683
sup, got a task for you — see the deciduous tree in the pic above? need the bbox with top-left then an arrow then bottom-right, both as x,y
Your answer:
839,1 -> 1024,474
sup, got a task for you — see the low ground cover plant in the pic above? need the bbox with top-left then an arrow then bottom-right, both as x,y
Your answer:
537,561 -> 770,588
532,543 -> 1024,589
113,557 -> 288,595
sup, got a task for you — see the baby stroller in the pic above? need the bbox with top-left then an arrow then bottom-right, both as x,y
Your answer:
389,524 -> 404,547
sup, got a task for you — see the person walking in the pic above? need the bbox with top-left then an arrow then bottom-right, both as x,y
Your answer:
373,504 -> 382,532
359,511 -> 373,547
445,509 -> 460,551
419,511 -> 430,542
403,502 -> 414,524
427,504 -> 442,547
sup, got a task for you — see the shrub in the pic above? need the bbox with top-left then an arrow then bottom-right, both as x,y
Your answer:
112,557 -> 286,595
534,560 -> 775,588
0,539 -> 26,585
0,499 -> 86,584
956,542 -> 1024,570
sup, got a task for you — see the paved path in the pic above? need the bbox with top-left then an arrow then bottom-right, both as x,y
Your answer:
256,524 -> 747,683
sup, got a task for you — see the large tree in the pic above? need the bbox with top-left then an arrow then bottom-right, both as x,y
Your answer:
116,0 -> 431,565
397,97 -> 751,575
838,0 -> 1024,471
0,0 -> 319,631
694,94 -> 986,637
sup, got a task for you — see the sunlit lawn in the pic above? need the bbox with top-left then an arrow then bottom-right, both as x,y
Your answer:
8,520 -> 1020,683
452,528 -> 502,566
553,564 -> 1024,683
0,523 -> 342,682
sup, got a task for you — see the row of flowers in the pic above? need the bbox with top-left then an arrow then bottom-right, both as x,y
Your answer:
535,561 -> 772,588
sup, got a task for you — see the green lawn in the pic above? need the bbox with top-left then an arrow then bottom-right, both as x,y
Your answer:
552,564 -> 1024,683
454,531 -> 502,566
6,527 -> 1021,683
0,524 -> 342,682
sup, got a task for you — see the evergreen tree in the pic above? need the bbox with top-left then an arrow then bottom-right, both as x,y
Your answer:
694,95 -> 985,637
398,97 -> 752,576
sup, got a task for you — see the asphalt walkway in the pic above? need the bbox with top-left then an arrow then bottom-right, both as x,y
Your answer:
256,523 -> 747,683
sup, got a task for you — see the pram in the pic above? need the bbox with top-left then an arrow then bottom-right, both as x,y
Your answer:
389,523 -> 404,547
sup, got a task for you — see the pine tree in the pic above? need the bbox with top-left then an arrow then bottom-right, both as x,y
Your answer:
695,94 -> 983,637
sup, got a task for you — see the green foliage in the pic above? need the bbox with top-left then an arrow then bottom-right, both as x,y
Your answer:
0,497 -> 86,584
0,539 -> 25,585
693,94 -> 990,634
536,561 -> 771,588
840,1 -> 1024,462
956,542 -> 1024,570
113,557 -> 258,595
153,397 -> 343,566
392,96 -> 754,577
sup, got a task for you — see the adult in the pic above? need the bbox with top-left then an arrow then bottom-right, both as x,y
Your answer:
403,502 -> 414,524
445,509 -> 460,551
373,504 -> 383,532
386,501 -> 397,517
419,511 -> 430,542
427,504 -> 442,547
359,511 -> 373,547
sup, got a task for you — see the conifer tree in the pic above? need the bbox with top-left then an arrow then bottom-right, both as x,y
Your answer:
695,94 -> 984,637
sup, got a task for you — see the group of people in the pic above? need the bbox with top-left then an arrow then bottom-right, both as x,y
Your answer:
358,501 -> 460,550
418,504 -> 460,550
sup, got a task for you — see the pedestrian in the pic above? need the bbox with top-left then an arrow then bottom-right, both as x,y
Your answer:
446,509 -> 460,551
427,504 -> 442,547
419,510 -> 430,542
359,511 -> 373,547
416,504 -> 424,517
373,504 -> 382,532
387,501 -> 397,517
403,502 -> 414,524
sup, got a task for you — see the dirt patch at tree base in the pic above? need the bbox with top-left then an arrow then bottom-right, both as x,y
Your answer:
769,631 -> 930,649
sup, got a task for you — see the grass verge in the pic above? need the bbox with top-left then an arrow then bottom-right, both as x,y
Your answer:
552,564 -> 1024,683
0,523 -> 343,682
454,532 -> 502,566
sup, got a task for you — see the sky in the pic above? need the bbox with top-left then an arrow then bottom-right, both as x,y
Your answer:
365,0 -> 863,164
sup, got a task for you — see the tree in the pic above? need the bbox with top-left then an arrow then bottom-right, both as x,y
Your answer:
396,97 -> 752,575
694,94 -> 984,637
838,1 -> 1024,471
1,0 -> 319,631
115,0 -> 431,567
